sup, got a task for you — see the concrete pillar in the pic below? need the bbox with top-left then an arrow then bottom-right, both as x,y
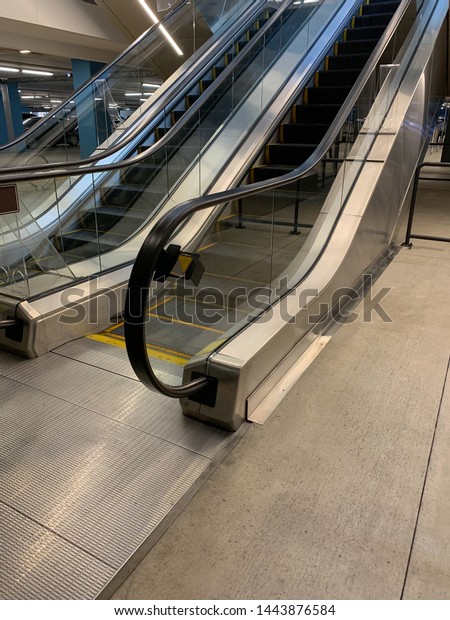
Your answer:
0,83 -> 24,144
71,58 -> 109,158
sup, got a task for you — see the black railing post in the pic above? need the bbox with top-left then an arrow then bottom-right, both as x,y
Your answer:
291,181 -> 301,235
235,198 -> 246,229
402,164 -> 422,248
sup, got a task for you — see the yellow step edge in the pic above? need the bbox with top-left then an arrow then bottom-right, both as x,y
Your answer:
87,333 -> 191,367
303,87 -> 309,105
343,28 -> 348,42
334,41 -> 339,55
265,145 -> 271,164
324,56 -> 329,71
314,71 -> 319,88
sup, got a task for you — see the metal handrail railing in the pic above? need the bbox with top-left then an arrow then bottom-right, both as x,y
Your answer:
403,160 -> 450,246
123,0 -> 412,399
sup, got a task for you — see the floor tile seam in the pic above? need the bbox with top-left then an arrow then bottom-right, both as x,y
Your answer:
50,349 -> 140,383
0,372 -> 220,458
400,355 -> 450,599
0,499 -> 116,570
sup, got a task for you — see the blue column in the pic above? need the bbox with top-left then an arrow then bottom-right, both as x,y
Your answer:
0,83 -> 24,145
71,59 -> 107,158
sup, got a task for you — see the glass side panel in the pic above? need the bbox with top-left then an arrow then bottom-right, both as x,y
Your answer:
0,0 -> 261,169
0,195 -> 76,302
0,0 -> 336,296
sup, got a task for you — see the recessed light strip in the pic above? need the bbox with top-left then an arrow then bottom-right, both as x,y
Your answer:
22,69 -> 54,76
137,0 -> 183,56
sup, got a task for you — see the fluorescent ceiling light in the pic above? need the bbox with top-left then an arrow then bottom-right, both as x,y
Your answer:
50,99 -> 62,103
20,50 -> 31,54
21,95 -> 35,99
142,83 -> 160,89
94,97 -> 102,101
139,98 -> 147,102
0,66 -> 19,73
125,92 -> 142,97
22,69 -> 54,76
137,0 -> 183,56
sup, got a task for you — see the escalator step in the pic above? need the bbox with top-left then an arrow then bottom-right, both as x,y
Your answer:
212,66 -> 225,79
235,40 -> 248,53
171,110 -> 184,123
100,185 -> 142,208
360,1 -> 400,15
200,79 -> 213,93
335,39 -> 379,55
250,165 -> 296,183
293,103 -> 342,124
304,85 -> 351,105
224,53 -> 234,66
61,229 -> 123,250
345,25 -> 386,40
280,123 -> 330,144
266,143 -> 317,166
326,53 -> 370,70
186,94 -> 200,107
155,127 -> 167,141
352,12 -> 392,28
94,205 -> 148,221
316,68 -> 361,87
246,28 -> 258,40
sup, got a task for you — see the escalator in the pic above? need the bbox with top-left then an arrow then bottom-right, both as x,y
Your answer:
50,0 -> 402,265
250,0 -> 402,182
120,0 -> 448,429
0,0 -> 338,290
0,0 -> 446,385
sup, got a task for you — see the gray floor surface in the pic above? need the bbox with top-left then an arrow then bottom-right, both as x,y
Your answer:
112,163 -> 450,600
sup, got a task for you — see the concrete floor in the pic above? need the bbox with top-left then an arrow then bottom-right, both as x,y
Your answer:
112,152 -> 450,600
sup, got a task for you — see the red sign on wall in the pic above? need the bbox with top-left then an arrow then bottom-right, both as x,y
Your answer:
0,185 -> 19,215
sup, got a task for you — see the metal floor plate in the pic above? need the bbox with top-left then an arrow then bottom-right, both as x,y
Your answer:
0,339 -> 236,599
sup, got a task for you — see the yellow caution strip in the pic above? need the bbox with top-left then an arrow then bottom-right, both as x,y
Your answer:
87,332 -> 191,366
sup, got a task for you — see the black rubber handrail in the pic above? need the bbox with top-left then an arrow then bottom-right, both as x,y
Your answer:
123,0 -> 412,398
0,0 -> 268,174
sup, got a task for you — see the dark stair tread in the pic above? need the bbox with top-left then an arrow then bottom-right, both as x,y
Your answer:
293,103 -> 342,124
304,85 -> 351,105
61,229 -> 124,246
200,79 -> 213,93
353,12 -> 393,27
281,123 -> 330,143
93,205 -> 148,220
186,94 -> 200,107
266,143 -> 318,165
326,53 -> 370,70
345,25 -> 386,40
316,68 -> 362,87
335,39 -> 379,55
360,2 -> 400,15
